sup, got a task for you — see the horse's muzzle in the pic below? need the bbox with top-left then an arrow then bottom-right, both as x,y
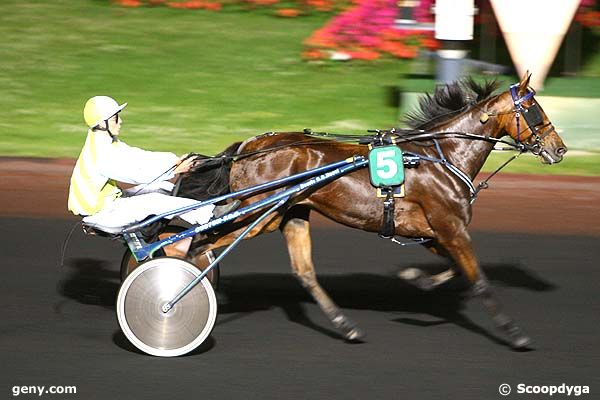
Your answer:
540,146 -> 567,164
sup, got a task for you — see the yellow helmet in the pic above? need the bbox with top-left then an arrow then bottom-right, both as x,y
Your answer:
83,96 -> 127,128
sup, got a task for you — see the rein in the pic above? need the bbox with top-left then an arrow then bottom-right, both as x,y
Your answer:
127,152 -> 204,197
472,150 -> 524,198
191,129 -> 524,165
187,129 -> 525,204
190,82 -> 546,204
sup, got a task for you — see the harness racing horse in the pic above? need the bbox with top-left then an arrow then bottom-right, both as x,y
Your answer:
180,73 -> 567,349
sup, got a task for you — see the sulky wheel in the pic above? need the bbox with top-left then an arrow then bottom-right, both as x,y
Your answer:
120,225 -> 220,288
116,257 -> 217,357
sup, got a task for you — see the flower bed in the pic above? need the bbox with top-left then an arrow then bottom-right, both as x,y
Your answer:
576,0 -> 600,30
112,0 -> 346,13
303,0 -> 437,60
113,0 -> 598,62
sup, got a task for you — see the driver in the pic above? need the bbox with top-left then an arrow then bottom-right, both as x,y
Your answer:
68,96 -> 239,231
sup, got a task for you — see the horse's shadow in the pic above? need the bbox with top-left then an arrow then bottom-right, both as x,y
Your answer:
217,262 -> 556,345
56,258 -> 556,346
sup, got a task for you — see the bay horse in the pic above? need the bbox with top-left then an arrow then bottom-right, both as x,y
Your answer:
180,73 -> 567,349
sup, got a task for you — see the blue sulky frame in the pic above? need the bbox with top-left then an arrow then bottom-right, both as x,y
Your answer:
118,156 -> 369,312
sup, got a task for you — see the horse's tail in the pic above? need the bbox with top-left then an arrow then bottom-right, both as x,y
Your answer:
177,141 -> 242,201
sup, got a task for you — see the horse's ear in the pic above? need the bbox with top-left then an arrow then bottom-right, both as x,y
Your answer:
518,71 -> 532,95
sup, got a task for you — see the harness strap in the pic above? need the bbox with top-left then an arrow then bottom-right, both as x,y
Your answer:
432,139 -> 477,199
516,111 -> 522,143
536,124 -> 556,140
379,188 -> 396,238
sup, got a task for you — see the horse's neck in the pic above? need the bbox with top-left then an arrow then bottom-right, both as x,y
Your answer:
434,105 -> 504,180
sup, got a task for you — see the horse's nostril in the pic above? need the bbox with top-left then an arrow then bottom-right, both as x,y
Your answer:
556,147 -> 567,157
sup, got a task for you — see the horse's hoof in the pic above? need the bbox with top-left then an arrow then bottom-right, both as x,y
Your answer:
332,315 -> 365,342
345,327 -> 365,343
397,268 -> 435,291
511,334 -> 533,350
501,320 -> 534,350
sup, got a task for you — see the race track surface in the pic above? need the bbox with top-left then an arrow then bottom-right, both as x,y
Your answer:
1,217 -> 598,400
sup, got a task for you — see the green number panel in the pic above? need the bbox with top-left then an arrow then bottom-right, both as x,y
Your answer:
368,146 -> 404,187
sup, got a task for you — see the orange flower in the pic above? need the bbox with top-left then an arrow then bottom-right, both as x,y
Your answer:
276,8 -> 301,17
304,29 -> 336,47
167,1 -> 188,8
302,49 -> 326,60
347,48 -> 380,60
307,0 -> 333,12
249,0 -> 279,5
189,1 -> 205,9
580,11 -> 600,27
203,2 -> 222,10
381,29 -> 404,41
377,41 -> 399,53
116,0 -> 142,6
419,37 -> 439,50
392,45 -> 418,59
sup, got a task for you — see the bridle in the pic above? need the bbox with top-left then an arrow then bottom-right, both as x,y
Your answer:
508,83 -> 558,163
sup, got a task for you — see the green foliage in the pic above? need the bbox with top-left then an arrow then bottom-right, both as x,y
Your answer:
0,0 -> 406,157
482,152 -> 600,176
0,0 -> 599,176
582,51 -> 600,77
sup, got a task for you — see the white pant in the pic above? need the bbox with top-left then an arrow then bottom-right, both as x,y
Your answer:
83,192 -> 215,229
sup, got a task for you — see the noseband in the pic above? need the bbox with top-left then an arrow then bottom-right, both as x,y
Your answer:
509,84 -> 557,160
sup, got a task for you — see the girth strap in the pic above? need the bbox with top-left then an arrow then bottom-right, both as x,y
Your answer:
380,188 -> 396,238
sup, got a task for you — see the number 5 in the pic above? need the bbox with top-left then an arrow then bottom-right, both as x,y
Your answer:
376,149 -> 398,179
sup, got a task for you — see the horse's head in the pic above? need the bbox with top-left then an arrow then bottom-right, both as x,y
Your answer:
498,73 -> 567,164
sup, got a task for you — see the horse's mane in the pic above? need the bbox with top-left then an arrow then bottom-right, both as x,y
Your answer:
177,141 -> 242,200
404,78 -> 500,130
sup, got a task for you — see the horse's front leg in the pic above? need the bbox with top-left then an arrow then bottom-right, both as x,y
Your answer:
434,224 -> 533,350
280,206 -> 364,341
397,264 -> 456,291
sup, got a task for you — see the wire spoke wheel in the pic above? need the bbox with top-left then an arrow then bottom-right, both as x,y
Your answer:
116,257 -> 217,357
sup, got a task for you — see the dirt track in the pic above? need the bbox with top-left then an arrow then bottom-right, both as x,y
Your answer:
2,156 -> 599,235
2,157 -> 599,399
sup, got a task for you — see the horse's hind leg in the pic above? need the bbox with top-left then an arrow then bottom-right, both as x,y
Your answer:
280,206 -> 365,341
435,227 -> 532,349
